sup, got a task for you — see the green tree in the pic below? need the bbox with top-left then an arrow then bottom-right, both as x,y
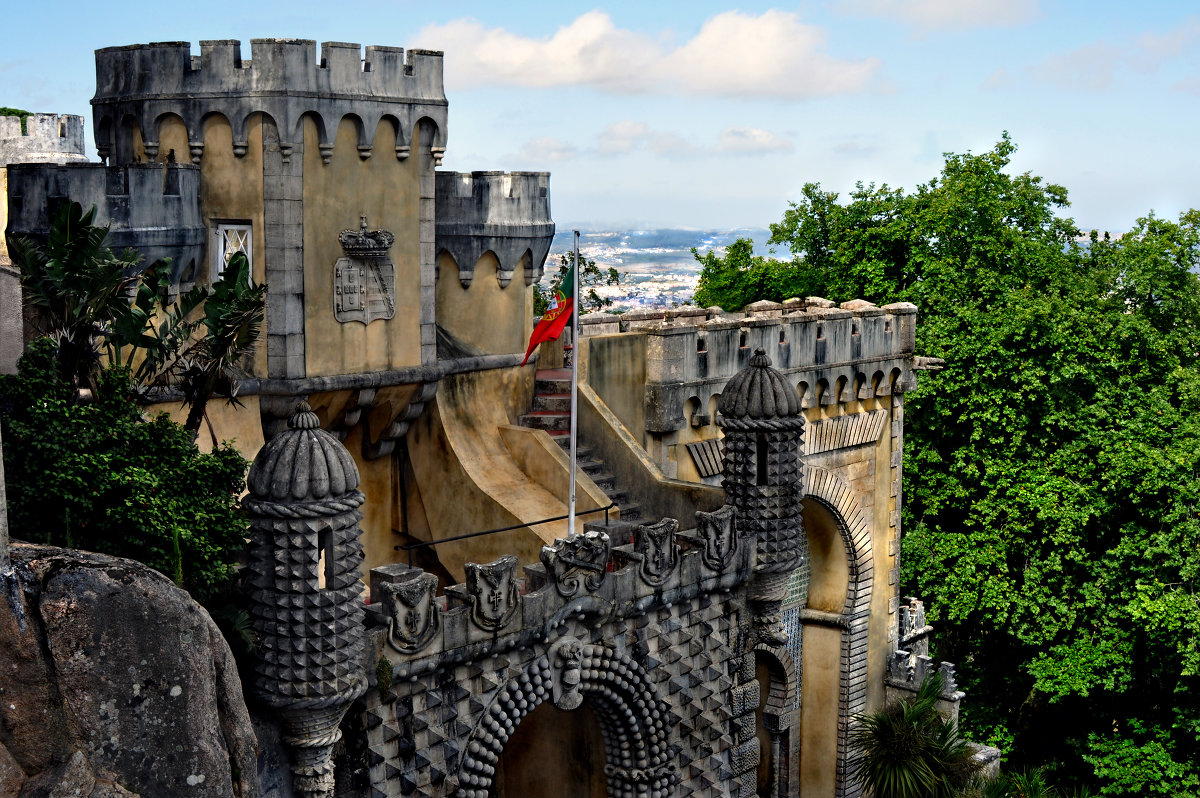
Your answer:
534,251 -> 620,315
11,202 -> 266,443
0,340 -> 250,602
695,136 -> 1200,795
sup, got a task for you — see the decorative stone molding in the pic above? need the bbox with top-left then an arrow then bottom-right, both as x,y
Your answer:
632,517 -> 679,587
540,528 -> 610,598
696,505 -> 738,572
379,571 -> 440,655
463,555 -> 520,632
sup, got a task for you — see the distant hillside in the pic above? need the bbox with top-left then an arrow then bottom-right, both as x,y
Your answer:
546,228 -> 775,310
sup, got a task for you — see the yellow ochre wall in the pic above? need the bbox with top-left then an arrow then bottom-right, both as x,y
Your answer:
435,251 -> 530,356
302,116 -> 422,376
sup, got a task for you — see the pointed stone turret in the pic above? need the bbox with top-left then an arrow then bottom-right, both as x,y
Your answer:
243,402 -> 367,798
717,349 -> 806,644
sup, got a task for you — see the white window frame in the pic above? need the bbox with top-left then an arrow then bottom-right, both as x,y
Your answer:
211,222 -> 253,283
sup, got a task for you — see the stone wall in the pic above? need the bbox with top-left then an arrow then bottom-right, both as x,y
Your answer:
358,511 -> 760,798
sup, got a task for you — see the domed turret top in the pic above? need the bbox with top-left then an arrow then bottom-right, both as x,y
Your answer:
718,349 -> 802,420
247,402 -> 361,503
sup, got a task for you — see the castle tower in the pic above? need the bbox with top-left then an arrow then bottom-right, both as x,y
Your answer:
717,348 -> 806,644
243,402 -> 368,798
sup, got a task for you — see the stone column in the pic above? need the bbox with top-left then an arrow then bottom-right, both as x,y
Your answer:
0,418 -> 9,572
243,403 -> 368,797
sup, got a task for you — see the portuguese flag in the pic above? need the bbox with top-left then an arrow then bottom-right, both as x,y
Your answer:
520,258 -> 575,366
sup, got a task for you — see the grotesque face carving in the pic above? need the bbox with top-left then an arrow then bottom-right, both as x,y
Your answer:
634,518 -> 679,587
465,555 -> 520,631
541,529 -> 611,598
379,572 -> 440,654
696,505 -> 738,572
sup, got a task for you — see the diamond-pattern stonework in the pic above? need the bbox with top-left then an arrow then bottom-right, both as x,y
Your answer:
360,511 -> 759,798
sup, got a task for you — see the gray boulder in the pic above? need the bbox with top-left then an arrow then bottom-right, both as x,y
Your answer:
0,542 -> 259,798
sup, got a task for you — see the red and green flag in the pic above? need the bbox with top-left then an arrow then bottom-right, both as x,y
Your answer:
520,259 -> 575,366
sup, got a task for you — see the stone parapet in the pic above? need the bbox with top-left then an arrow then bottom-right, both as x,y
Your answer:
92,40 -> 448,165
367,512 -> 754,675
0,114 -> 88,165
434,170 -> 554,288
587,299 -> 920,433
6,162 -> 205,287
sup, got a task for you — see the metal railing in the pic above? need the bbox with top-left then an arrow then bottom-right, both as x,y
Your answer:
393,502 -> 619,564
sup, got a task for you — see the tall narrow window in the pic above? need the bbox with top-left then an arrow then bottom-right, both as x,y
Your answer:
317,528 -> 334,590
212,222 -> 252,281
756,433 -> 768,486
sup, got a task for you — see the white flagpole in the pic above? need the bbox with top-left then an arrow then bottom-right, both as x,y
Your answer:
568,230 -> 580,534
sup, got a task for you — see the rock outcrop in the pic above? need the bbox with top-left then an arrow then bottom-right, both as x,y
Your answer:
0,542 -> 259,798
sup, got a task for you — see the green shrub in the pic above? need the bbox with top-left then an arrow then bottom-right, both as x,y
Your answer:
0,340 -> 250,602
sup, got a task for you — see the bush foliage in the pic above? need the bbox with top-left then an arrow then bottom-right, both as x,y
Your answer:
693,134 -> 1200,794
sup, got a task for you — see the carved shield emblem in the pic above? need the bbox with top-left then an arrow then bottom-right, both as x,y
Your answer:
634,518 -> 679,587
379,572 -> 440,654
465,555 -> 520,631
541,529 -> 610,597
333,217 -> 396,324
696,505 -> 738,572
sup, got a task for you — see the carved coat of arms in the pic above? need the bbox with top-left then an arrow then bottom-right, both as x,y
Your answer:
696,505 -> 738,572
378,572 -> 440,654
634,518 -> 679,587
465,555 -> 520,631
334,215 -> 396,324
541,530 -> 610,597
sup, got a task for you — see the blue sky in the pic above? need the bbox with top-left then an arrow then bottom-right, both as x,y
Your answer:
3,1 -> 1197,232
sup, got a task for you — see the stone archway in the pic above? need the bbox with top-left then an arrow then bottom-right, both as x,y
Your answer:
753,643 -> 798,798
800,465 -> 874,798
455,640 -> 678,798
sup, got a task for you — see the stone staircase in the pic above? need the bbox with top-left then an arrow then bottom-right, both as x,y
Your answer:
519,369 -> 644,522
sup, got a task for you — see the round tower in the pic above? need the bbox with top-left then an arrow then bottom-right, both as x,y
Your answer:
243,402 -> 367,798
717,348 -> 807,644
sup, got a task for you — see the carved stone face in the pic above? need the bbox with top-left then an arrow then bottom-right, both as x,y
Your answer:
634,518 -> 679,587
697,505 -> 738,572
465,555 -> 520,631
379,572 -> 440,654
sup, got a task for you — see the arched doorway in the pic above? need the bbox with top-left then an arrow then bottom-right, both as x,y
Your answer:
798,465 -> 875,798
492,701 -> 607,797
754,645 -> 797,798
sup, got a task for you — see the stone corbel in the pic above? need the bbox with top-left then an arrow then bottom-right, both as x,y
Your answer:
329,388 -> 376,441
363,381 -> 439,460
188,140 -> 204,164
143,140 -> 160,160
260,394 -> 308,442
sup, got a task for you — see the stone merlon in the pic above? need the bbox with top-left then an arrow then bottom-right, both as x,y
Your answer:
435,170 -> 555,289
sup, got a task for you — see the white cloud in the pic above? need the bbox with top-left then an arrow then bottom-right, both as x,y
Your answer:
714,127 -> 794,155
1032,42 -> 1122,90
837,0 -> 1039,30
517,136 -> 578,163
1031,17 -> 1200,91
597,120 -> 650,155
415,11 -> 879,98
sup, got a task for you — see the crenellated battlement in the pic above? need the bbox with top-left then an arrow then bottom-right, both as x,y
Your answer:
435,170 -> 555,288
0,114 -> 87,165
366,510 -> 750,674
6,162 -> 205,285
92,39 -> 449,165
584,297 -> 939,435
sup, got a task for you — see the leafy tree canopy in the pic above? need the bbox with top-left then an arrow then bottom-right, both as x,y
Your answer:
694,134 -> 1200,795
534,251 -> 621,315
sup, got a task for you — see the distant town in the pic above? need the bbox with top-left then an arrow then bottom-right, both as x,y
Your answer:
547,227 -> 773,310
